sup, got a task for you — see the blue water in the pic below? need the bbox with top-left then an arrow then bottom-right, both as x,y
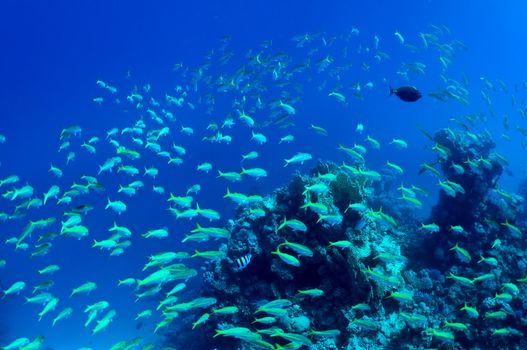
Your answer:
1,1 -> 527,349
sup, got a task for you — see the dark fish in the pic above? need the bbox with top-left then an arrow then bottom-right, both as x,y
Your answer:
390,86 -> 422,102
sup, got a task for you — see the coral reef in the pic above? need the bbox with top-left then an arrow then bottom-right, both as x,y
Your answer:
408,127 -> 527,349
163,130 -> 527,349
163,162 -> 415,349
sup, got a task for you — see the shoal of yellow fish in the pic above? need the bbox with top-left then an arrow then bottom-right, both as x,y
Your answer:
1,22 -> 524,349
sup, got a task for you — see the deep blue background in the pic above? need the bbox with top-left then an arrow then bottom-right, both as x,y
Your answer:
1,1 -> 527,348
2,0 -> 527,178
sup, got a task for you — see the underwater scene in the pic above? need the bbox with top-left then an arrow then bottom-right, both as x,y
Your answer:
2,1 -> 527,349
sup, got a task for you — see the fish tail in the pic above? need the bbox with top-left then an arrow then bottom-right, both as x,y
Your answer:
389,86 -> 394,96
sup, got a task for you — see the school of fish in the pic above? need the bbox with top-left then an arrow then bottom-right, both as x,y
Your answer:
1,23 -> 527,350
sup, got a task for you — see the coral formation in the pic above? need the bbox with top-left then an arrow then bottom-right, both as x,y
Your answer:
163,129 -> 527,349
